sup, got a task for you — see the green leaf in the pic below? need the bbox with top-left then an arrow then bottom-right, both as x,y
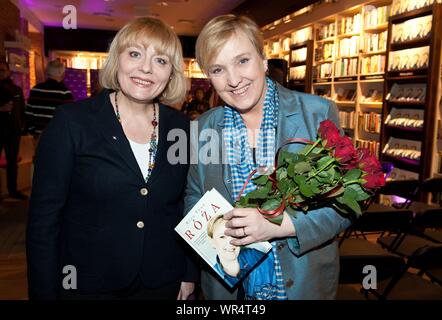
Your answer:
253,174 -> 269,186
317,156 -> 334,170
346,183 -> 371,201
299,182 -> 315,198
309,179 -> 321,194
294,161 -> 312,174
261,199 -> 282,211
287,163 -> 296,178
277,179 -> 291,194
324,186 -> 345,198
276,167 -> 288,180
293,175 -> 306,185
246,182 -> 271,199
343,169 -> 362,182
267,214 -> 285,225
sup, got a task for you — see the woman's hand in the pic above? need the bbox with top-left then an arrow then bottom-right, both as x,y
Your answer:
177,281 -> 195,300
223,209 -> 296,246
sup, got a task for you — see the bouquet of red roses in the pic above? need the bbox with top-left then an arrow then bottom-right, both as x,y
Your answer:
236,120 -> 386,224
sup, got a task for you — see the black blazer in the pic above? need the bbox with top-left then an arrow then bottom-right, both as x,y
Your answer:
26,89 -> 198,299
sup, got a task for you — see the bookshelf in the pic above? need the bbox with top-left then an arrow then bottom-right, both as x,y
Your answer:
262,0 -> 442,183
264,26 -> 313,92
380,1 -> 442,182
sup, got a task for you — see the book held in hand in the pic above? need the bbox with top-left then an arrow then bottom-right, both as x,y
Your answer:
175,188 -> 272,288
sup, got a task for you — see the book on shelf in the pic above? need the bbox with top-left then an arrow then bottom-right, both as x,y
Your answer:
382,137 -> 422,162
175,188 -> 272,289
291,47 -> 308,62
361,55 -> 386,74
356,139 -> 380,158
391,0 -> 436,17
361,89 -> 383,103
289,66 -> 306,80
339,111 -> 356,129
363,31 -> 387,53
385,108 -> 424,129
388,46 -> 430,71
364,5 -> 389,28
316,22 -> 336,40
338,36 -> 359,57
387,83 -> 426,102
335,58 -> 358,77
291,26 -> 313,44
339,13 -> 361,35
359,112 -> 382,134
387,167 -> 419,181
335,87 -> 356,101
391,15 -> 432,44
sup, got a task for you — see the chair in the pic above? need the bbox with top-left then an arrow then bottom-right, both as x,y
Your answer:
369,245 -> 442,300
378,177 -> 442,257
338,208 -> 413,298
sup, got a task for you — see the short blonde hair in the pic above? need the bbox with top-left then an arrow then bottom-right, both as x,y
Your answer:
196,14 -> 264,74
100,17 -> 186,105
207,214 -> 225,238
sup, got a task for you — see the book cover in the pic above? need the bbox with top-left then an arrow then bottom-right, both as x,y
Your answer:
175,188 -> 272,288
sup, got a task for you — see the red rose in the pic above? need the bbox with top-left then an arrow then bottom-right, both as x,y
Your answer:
363,171 -> 386,189
334,136 -> 357,164
358,148 -> 382,174
318,120 -> 341,147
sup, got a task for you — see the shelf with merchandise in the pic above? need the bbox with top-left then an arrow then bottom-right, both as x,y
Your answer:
390,2 -> 435,23
380,2 -> 441,183
290,61 -> 307,67
360,50 -> 387,56
364,22 -> 389,32
390,36 -> 431,51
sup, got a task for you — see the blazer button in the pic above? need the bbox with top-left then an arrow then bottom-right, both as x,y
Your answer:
140,188 -> 149,196
137,221 -> 145,229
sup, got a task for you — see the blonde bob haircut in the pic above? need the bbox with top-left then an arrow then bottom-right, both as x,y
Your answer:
196,14 -> 264,75
207,214 -> 225,239
100,17 -> 186,105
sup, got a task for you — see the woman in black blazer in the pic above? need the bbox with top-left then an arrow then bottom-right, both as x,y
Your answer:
26,17 -> 197,300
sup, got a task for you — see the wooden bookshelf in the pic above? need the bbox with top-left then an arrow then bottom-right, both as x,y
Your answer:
380,1 -> 442,182
262,0 -> 442,183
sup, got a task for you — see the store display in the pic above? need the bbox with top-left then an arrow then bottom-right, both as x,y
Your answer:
387,83 -> 426,102
291,47 -> 307,62
388,46 -> 429,70
291,26 -> 313,44
361,89 -> 383,102
289,65 -> 306,80
383,137 -> 421,161
391,0 -> 435,16
391,15 -> 432,43
385,108 -> 424,129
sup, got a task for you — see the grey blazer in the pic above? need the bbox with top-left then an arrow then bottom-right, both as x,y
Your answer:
184,83 -> 351,299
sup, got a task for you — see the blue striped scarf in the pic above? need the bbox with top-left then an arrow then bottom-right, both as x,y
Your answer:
223,77 -> 288,300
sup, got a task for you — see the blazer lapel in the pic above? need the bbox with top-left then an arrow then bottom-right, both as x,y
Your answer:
95,90 -> 146,183
276,84 -> 302,149
216,113 -> 234,202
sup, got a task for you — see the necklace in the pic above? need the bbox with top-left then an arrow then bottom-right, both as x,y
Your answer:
115,91 -> 158,182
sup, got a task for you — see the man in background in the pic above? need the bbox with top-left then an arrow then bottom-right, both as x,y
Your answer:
25,60 -> 73,137
0,61 -> 27,200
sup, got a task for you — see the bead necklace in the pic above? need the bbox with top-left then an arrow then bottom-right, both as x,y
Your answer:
115,91 -> 158,182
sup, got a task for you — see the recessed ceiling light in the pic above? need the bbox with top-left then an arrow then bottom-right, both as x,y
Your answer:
157,1 -> 169,6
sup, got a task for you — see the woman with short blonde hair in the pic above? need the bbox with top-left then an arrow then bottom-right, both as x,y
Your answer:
185,14 -> 351,300
27,17 -> 196,300
100,17 -> 187,105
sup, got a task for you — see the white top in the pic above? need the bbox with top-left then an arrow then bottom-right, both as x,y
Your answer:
128,139 -> 151,180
